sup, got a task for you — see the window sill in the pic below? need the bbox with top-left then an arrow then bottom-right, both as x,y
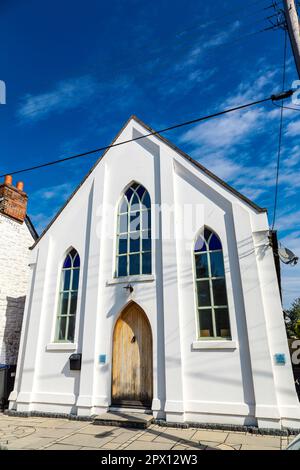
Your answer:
106,275 -> 155,285
192,340 -> 237,350
46,343 -> 77,351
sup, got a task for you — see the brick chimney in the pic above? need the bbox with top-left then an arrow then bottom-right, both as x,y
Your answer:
0,175 -> 28,223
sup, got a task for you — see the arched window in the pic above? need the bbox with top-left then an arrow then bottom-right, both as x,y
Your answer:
116,182 -> 151,277
194,228 -> 231,339
55,248 -> 80,342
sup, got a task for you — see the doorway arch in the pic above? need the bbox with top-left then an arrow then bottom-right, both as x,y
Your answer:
111,302 -> 153,407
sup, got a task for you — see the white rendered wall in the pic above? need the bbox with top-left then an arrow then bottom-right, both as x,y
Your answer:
0,214 -> 34,365
10,118 -> 300,429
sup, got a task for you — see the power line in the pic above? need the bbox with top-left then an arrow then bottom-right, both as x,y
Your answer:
271,29 -> 288,231
0,91 -> 294,178
273,101 -> 300,111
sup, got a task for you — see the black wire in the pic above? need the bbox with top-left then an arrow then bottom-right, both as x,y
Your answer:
271,29 -> 288,231
273,101 -> 300,112
0,96 -> 275,178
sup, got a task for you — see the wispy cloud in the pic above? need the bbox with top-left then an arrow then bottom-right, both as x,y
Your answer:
28,182 -> 75,233
285,119 -> 300,137
17,76 -> 98,122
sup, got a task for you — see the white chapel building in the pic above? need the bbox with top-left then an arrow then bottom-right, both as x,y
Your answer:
9,116 -> 300,430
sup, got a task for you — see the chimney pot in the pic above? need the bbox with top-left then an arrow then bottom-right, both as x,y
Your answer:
0,177 -> 28,223
16,181 -> 24,191
4,175 -> 12,185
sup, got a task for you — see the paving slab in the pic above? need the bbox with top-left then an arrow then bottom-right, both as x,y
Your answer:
124,440 -> 174,450
47,443 -> 81,450
33,427 -> 71,439
241,444 -> 280,451
192,430 -> 228,444
110,430 -> 140,444
93,412 -> 153,429
7,436 -> 54,450
77,425 -> 119,436
136,432 -> 157,442
225,433 -> 281,448
59,432 -> 114,448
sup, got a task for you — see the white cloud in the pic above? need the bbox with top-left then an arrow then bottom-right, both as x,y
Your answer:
28,182 -> 75,233
181,107 -> 264,150
285,119 -> 300,137
17,76 -> 98,122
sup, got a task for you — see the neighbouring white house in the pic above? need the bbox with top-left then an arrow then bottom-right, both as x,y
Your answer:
9,116 -> 300,430
0,176 -> 37,367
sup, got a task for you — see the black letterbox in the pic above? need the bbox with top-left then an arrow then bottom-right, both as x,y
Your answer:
69,353 -> 82,371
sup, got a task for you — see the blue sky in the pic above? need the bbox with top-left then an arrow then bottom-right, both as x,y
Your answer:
0,0 -> 299,307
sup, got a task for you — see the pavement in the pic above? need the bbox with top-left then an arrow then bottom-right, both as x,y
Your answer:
0,413 -> 294,450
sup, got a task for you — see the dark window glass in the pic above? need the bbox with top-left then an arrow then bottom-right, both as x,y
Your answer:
212,279 -> 227,305
130,236 -> 140,253
72,269 -> 79,291
142,252 -> 151,274
204,228 -> 211,242
137,185 -> 145,199
130,254 -> 140,275
194,236 -> 206,252
131,194 -> 139,206
73,254 -> 80,268
67,316 -> 76,342
125,187 -> 133,201
209,233 -> 222,250
57,249 -> 80,342
194,228 -> 230,338
58,316 -> 67,341
118,235 -> 127,255
60,292 -> 69,315
142,232 -> 151,252
215,308 -> 230,338
69,292 -> 78,315
210,251 -> 225,277
198,309 -> 213,337
195,253 -> 209,278
117,184 -> 151,277
197,280 -> 211,307
142,191 -> 151,209
62,270 -> 71,291
118,256 -> 127,277
63,255 -> 71,269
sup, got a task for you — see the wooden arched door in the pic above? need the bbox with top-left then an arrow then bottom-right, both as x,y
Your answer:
112,303 -> 153,407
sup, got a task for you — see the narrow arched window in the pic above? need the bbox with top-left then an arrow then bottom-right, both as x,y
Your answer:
116,183 -> 151,277
56,248 -> 80,342
194,228 -> 231,339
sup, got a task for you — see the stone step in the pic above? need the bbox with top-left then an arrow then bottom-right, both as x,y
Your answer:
93,411 -> 154,429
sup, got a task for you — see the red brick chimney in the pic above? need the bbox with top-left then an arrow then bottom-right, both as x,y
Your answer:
0,175 -> 28,223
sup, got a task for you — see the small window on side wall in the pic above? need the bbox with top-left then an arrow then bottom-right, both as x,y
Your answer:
55,248 -> 80,342
194,228 -> 231,339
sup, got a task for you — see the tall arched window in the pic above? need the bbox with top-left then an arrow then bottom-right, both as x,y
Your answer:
194,228 -> 231,339
56,248 -> 80,342
116,182 -> 151,277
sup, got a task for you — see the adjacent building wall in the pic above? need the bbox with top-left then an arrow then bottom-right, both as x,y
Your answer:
0,214 -> 35,364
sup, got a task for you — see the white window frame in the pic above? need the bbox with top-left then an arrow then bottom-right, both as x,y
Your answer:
194,229 -> 231,340
55,249 -> 80,343
115,183 -> 151,277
